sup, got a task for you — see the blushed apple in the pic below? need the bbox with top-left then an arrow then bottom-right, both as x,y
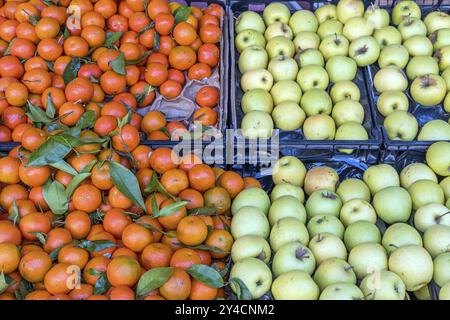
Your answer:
304,166 -> 339,195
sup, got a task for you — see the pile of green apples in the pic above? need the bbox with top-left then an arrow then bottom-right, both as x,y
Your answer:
228,141 -> 450,300
235,0 -> 379,140
370,1 -> 450,141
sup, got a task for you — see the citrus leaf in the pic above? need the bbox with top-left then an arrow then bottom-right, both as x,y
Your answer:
26,139 -> 71,167
104,31 -> 123,48
229,278 -> 252,300
109,161 -> 146,212
93,272 -> 111,295
49,244 -> 65,261
4,38 -> 15,55
14,279 -> 34,300
137,221 -> 171,236
185,244 -> 228,255
136,267 -> 173,297
154,32 -> 160,50
135,84 -> 154,105
174,6 -> 191,24
87,268 -> 102,276
153,200 -> 188,218
75,240 -> 116,252
27,100 -> 52,124
150,194 -> 159,214
118,109 -> 132,129
187,264 -> 224,288
126,51 -> 151,65
0,271 -> 13,295
75,110 -> 96,130
29,232 -> 47,245
63,57 -> 81,84
187,207 -> 216,216
42,180 -> 68,215
65,172 -> 91,198
8,199 -> 19,225
46,92 -> 56,118
80,160 -> 98,173
109,52 -> 126,75
45,61 -> 54,72
144,172 -> 177,200
49,159 -> 77,176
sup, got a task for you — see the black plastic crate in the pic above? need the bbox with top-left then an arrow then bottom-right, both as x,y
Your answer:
363,3 -> 450,161
228,0 -> 382,159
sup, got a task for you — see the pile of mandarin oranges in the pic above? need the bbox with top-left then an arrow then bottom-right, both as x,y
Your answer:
0,0 -> 259,300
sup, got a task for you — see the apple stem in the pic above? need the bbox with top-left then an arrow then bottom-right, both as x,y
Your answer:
436,211 -> 450,223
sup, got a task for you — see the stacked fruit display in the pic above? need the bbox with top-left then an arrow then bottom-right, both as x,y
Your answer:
235,0 -> 378,141
229,141 -> 450,300
0,0 -> 224,144
367,0 -> 450,141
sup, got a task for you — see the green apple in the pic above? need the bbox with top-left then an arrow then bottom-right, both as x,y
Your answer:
406,55 -> 439,80
272,241 -> 315,277
344,221 -> 381,251
235,11 -> 266,34
271,271 -> 319,300
378,44 -> 409,69
319,34 -> 349,60
410,74 -> 447,107
376,90 -> 409,117
418,120 -> 450,141
424,11 -> 450,34
317,19 -> 343,39
373,186 -> 412,224
388,245 -> 433,292
343,17 -> 374,41
231,206 -> 270,239
272,102 -> 305,130
270,80 -> 302,105
230,257 -> 272,299
431,28 -> 450,50
339,199 -> 376,227
440,176 -> 450,200
336,0 -> 364,24
289,10 -> 318,34
271,183 -> 305,203
348,243 -> 388,279
349,36 -> 380,67
241,111 -> 274,139
336,178 -> 371,202
241,89 -> 273,114
263,2 -> 290,25
392,1 -> 421,26
303,114 -> 336,140
374,26 -> 402,48
270,217 -> 309,252
363,164 -> 400,195
426,141 -> 450,177
315,4 -> 337,24
414,285 -> 432,300
403,35 -> 433,56
382,223 -> 423,254
268,195 -> 306,225
231,187 -> 271,215
231,235 -> 271,264
398,17 -> 427,41
408,179 -> 445,209
307,215 -> 345,239
364,5 -> 389,29
235,30 -> 266,53
293,31 -> 320,51
433,252 -> 450,287
268,56 -> 298,82
304,166 -> 339,195
300,89 -> 332,116
240,69 -> 273,92
444,92 -> 450,113
325,55 -> 357,82
308,233 -> 347,264
335,123 -> 368,153
384,110 -> 419,141
320,283 -> 364,300
423,224 -> 450,258
264,22 -> 293,41
439,282 -> 450,300
296,48 -> 324,67
360,270 -> 406,300
313,258 -> 356,290
272,156 -> 306,186
305,189 -> 342,219
265,35 -> 295,59
442,68 -> 450,90
238,46 -> 269,74
435,46 -> 450,71
414,203 -> 450,232
296,65 -> 329,92
373,66 -> 408,93
330,81 -> 361,103
332,99 -> 364,126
